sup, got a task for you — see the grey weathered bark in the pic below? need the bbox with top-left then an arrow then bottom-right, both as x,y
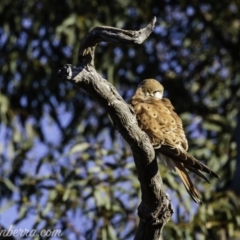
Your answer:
58,17 -> 173,239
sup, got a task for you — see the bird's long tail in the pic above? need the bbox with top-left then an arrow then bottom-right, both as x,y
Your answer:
174,161 -> 202,203
156,145 -> 220,203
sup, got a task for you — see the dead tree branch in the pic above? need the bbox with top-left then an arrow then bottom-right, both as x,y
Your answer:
58,17 -> 173,240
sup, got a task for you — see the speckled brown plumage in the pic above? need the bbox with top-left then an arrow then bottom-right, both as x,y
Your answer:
131,79 -> 220,203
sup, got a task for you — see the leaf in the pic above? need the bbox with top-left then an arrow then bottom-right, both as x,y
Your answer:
13,206 -> 28,225
69,142 -> 90,155
63,188 -> 71,201
107,224 -> 118,240
2,178 -> 17,191
101,228 -> 107,240
0,200 -> 15,213
202,121 -> 222,132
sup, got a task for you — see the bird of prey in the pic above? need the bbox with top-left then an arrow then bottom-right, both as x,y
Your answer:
131,79 -> 219,203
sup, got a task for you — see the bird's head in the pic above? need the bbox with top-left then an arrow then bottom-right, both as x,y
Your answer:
138,79 -> 164,99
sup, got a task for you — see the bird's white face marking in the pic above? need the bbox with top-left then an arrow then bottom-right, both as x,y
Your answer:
153,91 -> 163,99
145,91 -> 163,99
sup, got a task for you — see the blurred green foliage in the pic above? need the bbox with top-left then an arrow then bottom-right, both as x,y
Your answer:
0,0 -> 240,239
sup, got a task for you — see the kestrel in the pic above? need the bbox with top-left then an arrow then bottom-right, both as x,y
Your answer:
131,79 -> 219,203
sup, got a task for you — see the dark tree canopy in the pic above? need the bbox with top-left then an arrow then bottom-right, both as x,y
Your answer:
0,0 -> 240,239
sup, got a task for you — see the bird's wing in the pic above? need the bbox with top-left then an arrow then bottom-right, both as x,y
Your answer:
131,94 -> 188,150
131,94 -> 220,179
157,145 -> 219,178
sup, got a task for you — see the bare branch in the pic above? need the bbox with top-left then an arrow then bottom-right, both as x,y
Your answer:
78,17 -> 156,66
58,17 -> 173,239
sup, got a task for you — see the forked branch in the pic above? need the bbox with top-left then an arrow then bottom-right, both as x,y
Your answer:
78,18 -> 156,66
58,17 -> 173,240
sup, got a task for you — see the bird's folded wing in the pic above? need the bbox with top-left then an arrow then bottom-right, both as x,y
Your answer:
131,93 -> 220,180
132,96 -> 188,150
157,145 -> 220,179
